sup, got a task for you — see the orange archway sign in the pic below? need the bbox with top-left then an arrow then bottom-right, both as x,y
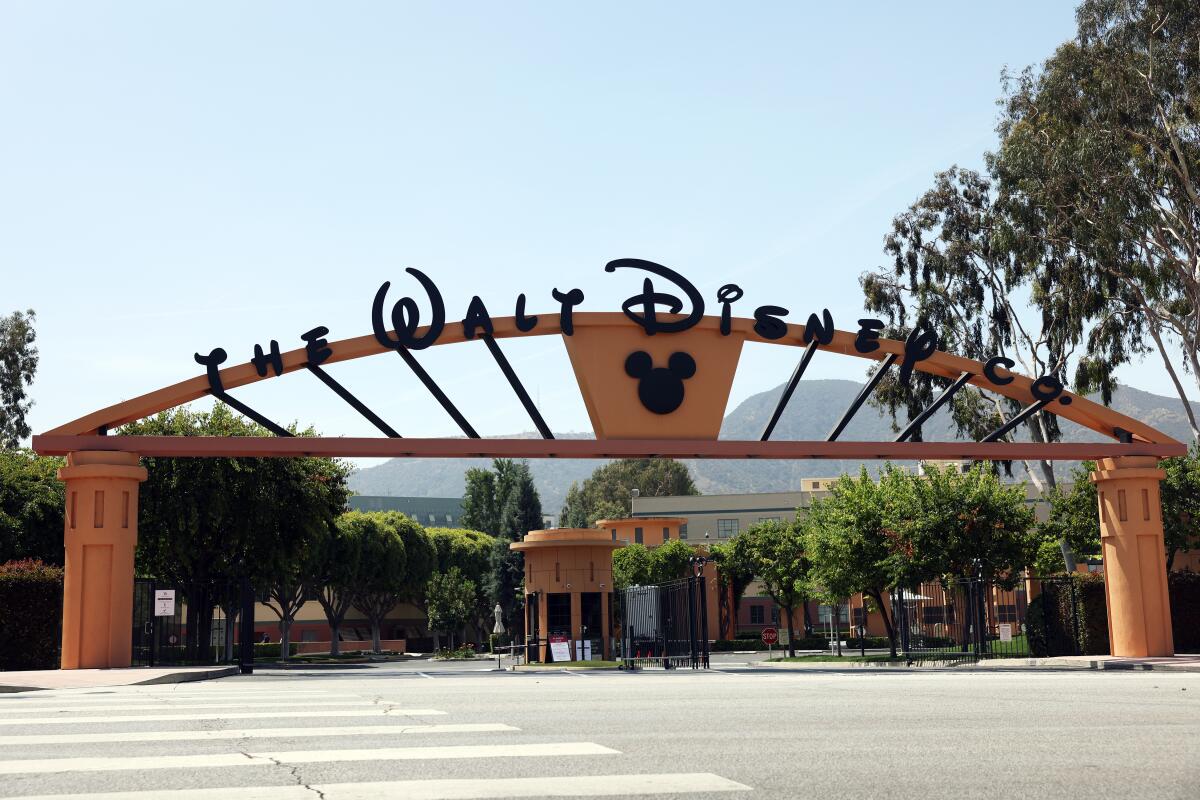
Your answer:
34,260 -> 1182,666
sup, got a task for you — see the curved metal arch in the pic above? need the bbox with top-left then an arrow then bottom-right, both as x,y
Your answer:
40,312 -> 1179,449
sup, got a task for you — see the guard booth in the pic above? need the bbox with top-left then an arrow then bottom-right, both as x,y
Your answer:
511,528 -> 623,663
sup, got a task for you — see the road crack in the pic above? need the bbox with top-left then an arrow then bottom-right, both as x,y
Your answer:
258,753 -> 326,800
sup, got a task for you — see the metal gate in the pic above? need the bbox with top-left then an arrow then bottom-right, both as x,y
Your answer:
132,580 -> 227,666
892,575 -> 1080,662
618,575 -> 709,669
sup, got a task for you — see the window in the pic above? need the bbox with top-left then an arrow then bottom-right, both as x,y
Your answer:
852,607 -> 867,626
662,527 -> 670,542
635,527 -> 643,544
427,513 -> 436,523
679,523 -> 688,540
771,606 -> 780,624
818,605 -> 850,624
717,519 -> 738,538
611,529 -> 617,541
997,604 -> 1018,624
445,514 -> 453,524
758,516 -> 782,524
750,605 -> 765,624
812,481 -> 821,489
301,629 -> 317,642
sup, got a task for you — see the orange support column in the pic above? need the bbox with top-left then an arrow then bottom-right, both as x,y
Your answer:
59,451 -> 148,669
1091,456 -> 1174,657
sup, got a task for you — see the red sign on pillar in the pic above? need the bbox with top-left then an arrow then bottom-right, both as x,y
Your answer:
761,627 -> 778,646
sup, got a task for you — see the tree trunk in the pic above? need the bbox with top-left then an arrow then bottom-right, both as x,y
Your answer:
785,607 -> 796,658
370,617 -> 382,653
834,602 -> 842,656
279,615 -> 291,661
223,605 -> 238,662
870,590 -> 898,658
802,602 -> 813,637
329,623 -> 341,656
432,631 -> 441,651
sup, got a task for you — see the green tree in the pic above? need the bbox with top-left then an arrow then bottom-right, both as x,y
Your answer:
427,526 -> 495,641
738,520 -> 811,657
803,466 -> 916,657
351,511 -> 434,653
0,309 -> 38,449
559,459 -> 698,528
709,539 -> 755,633
491,461 -> 542,631
309,512 -> 369,656
124,406 -> 351,659
426,567 -> 477,650
994,0 -> 1200,441
611,539 -> 697,591
903,465 -> 1038,587
461,468 -> 498,536
0,449 -> 64,565
1039,452 -> 1200,573
612,544 -> 654,590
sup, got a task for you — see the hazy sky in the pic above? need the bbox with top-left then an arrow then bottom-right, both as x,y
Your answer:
7,2 -> 1175,463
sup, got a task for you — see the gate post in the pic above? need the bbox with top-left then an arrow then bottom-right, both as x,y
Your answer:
58,451 -> 148,669
1090,456 -> 1174,657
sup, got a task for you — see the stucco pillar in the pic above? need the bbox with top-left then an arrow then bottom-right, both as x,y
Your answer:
59,451 -> 148,669
1090,456 -> 1174,657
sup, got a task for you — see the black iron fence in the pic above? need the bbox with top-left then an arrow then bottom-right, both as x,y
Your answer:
897,575 -> 1084,662
132,579 -> 228,666
617,575 -> 709,669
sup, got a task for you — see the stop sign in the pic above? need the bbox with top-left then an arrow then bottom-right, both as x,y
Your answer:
761,627 -> 778,645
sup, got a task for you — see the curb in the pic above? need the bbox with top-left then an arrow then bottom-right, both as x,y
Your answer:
0,665 -> 239,693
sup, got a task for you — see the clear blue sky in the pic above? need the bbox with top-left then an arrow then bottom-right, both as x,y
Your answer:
8,2 -> 1173,461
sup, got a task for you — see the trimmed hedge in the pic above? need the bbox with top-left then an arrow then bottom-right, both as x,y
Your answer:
252,642 -> 299,659
0,559 -> 63,670
711,636 -> 905,652
1026,572 -> 1200,656
1170,571 -> 1200,653
1027,574 -> 1109,657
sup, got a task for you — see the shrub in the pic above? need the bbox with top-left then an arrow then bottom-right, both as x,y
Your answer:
0,559 -> 63,670
1028,574 -> 1109,656
252,642 -> 298,659
433,644 -> 477,660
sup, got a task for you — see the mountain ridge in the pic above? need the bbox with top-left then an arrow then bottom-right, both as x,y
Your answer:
348,381 -> 1199,512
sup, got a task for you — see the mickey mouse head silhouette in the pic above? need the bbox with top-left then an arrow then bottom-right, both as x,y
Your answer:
624,351 -> 697,415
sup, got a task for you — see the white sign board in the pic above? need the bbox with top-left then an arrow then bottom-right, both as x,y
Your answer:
154,590 -> 175,617
998,623 -> 1013,642
549,637 -> 572,662
575,640 -> 593,661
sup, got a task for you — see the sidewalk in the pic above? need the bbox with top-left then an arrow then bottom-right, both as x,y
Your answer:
964,654 -> 1200,672
0,665 -> 238,692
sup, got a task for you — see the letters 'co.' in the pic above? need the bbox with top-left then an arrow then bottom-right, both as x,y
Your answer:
193,259 -> 1074,433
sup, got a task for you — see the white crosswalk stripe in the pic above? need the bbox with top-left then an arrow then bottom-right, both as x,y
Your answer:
0,708 -> 445,725
0,683 -> 752,798
5,773 -> 751,799
0,742 -> 618,774
0,722 -> 519,746
0,700 -> 383,714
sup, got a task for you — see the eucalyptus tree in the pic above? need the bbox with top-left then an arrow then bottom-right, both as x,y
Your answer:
0,309 -> 38,449
862,166 -> 1090,569
993,0 -> 1200,442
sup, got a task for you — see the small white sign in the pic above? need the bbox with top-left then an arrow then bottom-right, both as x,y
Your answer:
549,636 -> 571,662
999,623 -> 1013,642
154,590 -> 175,617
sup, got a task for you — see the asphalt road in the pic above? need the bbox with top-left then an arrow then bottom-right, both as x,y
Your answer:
0,661 -> 1195,799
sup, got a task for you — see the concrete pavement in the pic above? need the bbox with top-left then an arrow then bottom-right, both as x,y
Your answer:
0,666 -> 238,693
0,662 -> 1195,799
